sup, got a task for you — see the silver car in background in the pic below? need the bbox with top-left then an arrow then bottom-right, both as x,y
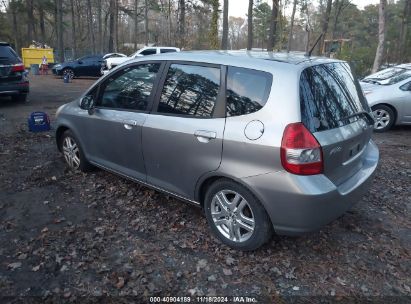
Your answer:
361,64 -> 411,132
55,51 -> 379,250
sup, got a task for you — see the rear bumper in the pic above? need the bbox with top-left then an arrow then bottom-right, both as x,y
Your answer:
0,81 -> 29,96
242,140 -> 379,235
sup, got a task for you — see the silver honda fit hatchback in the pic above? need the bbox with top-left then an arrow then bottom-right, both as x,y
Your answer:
55,51 -> 379,250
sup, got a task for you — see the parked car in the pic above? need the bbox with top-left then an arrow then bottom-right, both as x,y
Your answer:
360,64 -> 411,132
55,51 -> 379,250
103,47 -> 180,72
52,55 -> 104,78
0,42 -> 29,102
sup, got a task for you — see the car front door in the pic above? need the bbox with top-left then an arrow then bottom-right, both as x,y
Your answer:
399,81 -> 411,123
142,62 -> 226,200
85,62 -> 164,181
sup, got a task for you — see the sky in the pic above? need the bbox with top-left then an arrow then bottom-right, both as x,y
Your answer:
228,0 -> 381,18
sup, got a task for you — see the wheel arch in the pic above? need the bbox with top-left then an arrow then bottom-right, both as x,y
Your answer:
55,125 -> 70,151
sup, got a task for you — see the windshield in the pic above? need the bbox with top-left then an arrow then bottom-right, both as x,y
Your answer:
300,62 -> 369,132
362,67 -> 411,85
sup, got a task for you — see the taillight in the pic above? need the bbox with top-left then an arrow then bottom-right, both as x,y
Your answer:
281,123 -> 323,175
11,64 -> 25,73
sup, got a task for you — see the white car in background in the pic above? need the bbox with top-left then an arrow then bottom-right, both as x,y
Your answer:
103,47 -> 180,72
360,64 -> 411,132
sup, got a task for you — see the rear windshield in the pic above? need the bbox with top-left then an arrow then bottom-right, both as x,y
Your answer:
300,62 -> 369,132
0,45 -> 20,64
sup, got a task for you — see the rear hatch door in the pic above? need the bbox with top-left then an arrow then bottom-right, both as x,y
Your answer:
299,62 -> 374,185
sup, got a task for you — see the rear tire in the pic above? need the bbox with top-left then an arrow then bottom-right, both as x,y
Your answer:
372,105 -> 395,133
59,130 -> 93,172
62,68 -> 75,79
12,94 -> 27,103
204,179 -> 273,251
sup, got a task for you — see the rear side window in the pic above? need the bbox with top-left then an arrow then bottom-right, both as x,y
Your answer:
0,45 -> 20,64
160,49 -> 177,54
226,67 -> 272,117
157,64 -> 220,118
300,63 -> 369,132
140,49 -> 157,56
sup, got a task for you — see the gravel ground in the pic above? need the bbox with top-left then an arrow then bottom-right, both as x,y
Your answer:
0,75 -> 410,303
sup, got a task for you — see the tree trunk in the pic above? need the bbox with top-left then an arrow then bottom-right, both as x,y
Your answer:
247,0 -> 253,50
221,0 -> 229,50
267,0 -> 279,51
134,0 -> 139,49
10,0 -> 20,53
26,0 -> 36,44
38,1 -> 46,43
70,0 -> 77,59
108,0 -> 115,52
287,0 -> 298,52
144,0 -> 149,45
210,0 -> 219,49
372,0 -> 387,73
398,0 -> 411,63
97,0 -> 103,53
87,0 -> 96,54
318,0 -> 332,55
178,0 -> 185,48
56,0 -> 64,62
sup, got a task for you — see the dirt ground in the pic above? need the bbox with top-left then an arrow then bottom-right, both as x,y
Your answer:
0,75 -> 410,303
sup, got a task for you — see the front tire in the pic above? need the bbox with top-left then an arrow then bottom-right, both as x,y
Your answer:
204,179 -> 273,251
59,130 -> 92,172
372,105 -> 395,132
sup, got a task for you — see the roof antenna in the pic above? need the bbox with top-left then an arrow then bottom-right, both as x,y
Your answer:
306,33 -> 324,57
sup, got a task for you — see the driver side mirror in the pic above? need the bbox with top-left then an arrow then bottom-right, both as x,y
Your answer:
80,95 -> 95,115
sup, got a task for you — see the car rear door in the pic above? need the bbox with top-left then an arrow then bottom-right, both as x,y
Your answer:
299,62 -> 375,186
142,62 -> 226,199
83,61 -> 164,181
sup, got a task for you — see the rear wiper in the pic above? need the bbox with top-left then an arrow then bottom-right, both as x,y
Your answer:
338,111 -> 375,125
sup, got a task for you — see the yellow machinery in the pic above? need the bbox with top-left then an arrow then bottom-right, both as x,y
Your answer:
21,48 -> 54,68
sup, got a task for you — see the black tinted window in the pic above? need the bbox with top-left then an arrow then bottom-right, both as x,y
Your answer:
140,49 -> 157,56
300,63 -> 369,132
226,67 -> 272,117
99,63 -> 160,110
158,64 -> 220,117
0,45 -> 20,64
160,49 -> 177,53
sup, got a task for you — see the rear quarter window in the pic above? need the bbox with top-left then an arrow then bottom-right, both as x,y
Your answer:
226,67 -> 272,117
299,62 -> 369,132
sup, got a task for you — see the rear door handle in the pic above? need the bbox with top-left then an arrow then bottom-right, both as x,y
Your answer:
123,119 -> 138,130
194,130 -> 217,142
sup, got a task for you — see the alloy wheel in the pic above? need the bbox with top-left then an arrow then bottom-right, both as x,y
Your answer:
63,69 -> 74,79
62,136 -> 80,169
373,108 -> 391,130
211,190 -> 255,243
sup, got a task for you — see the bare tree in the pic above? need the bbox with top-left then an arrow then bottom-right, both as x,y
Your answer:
108,0 -> 115,52
247,0 -> 253,50
178,0 -> 185,48
144,0 -> 148,45
9,0 -> 20,53
318,0 -> 332,55
210,0 -> 219,49
56,0 -> 64,62
372,0 -> 387,73
134,0 -> 139,49
398,0 -> 411,63
26,0 -> 36,43
97,0 -> 103,53
86,0 -> 96,53
287,0 -> 298,52
221,0 -> 228,49
70,0 -> 77,58
267,0 -> 279,51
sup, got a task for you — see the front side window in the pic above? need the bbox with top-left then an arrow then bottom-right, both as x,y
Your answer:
226,67 -> 272,117
98,63 -> 161,111
157,64 -> 220,117
160,49 -> 177,54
